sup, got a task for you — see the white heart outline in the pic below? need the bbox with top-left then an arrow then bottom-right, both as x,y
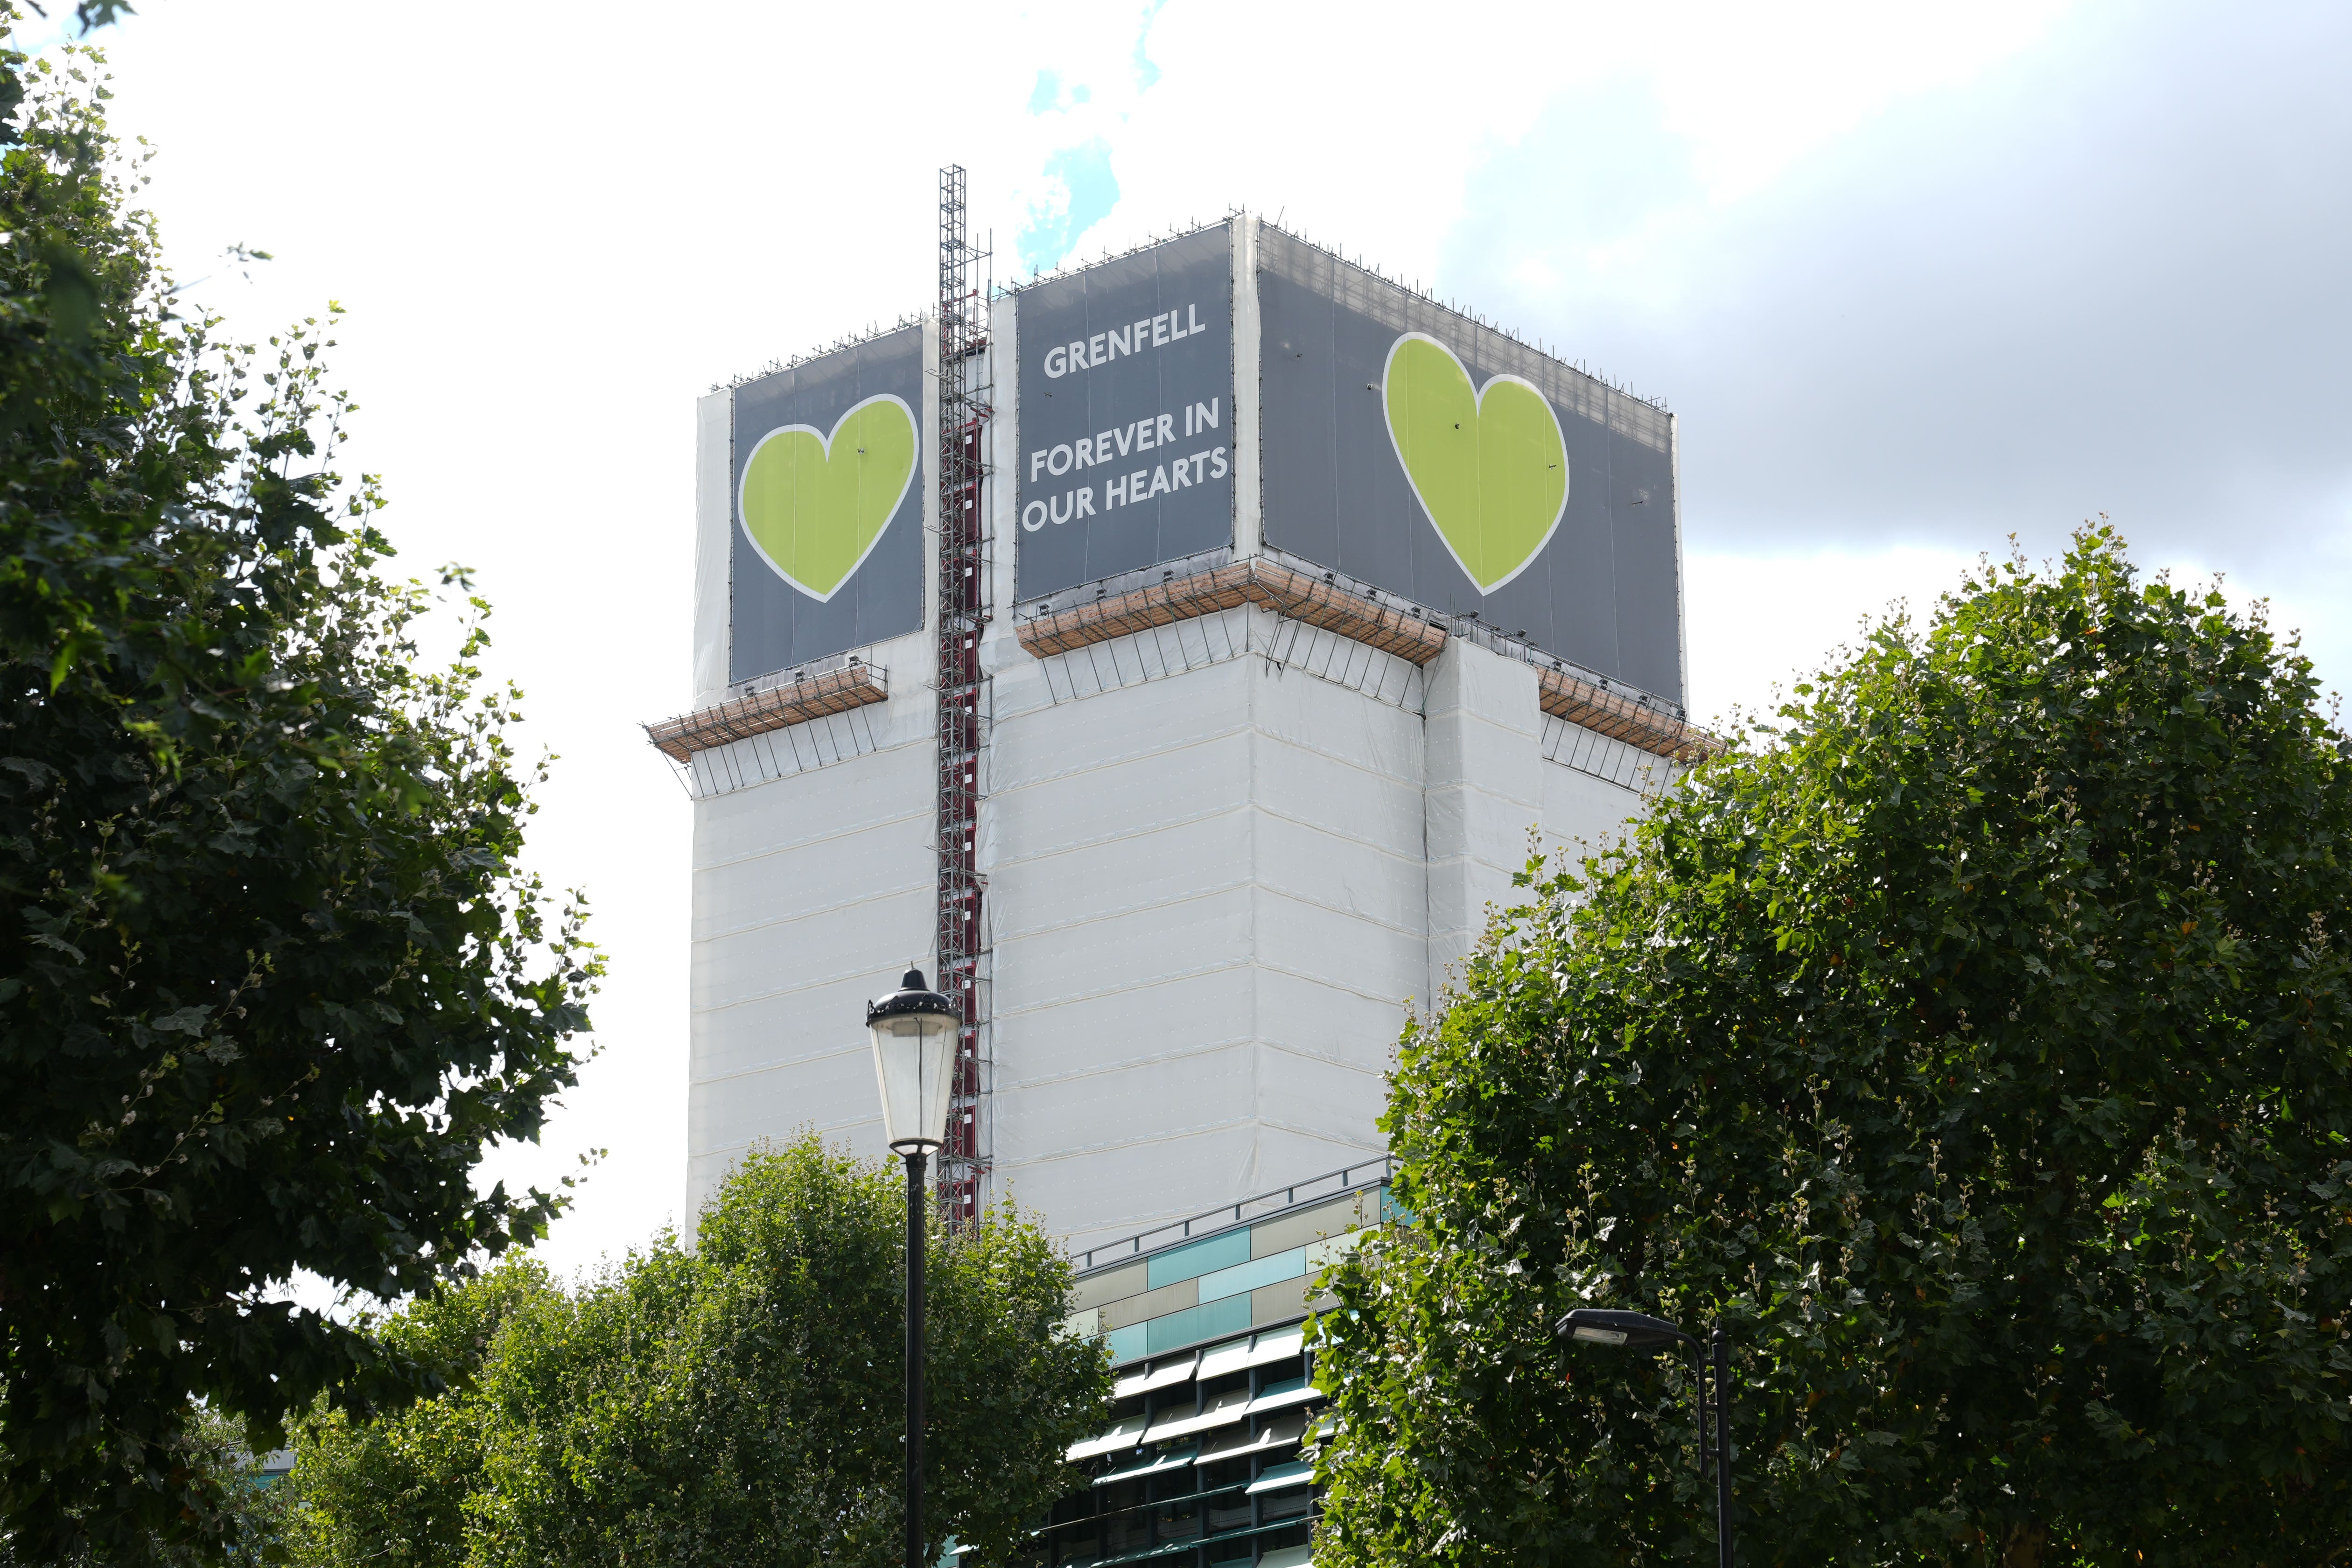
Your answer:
735,392 -> 919,603
1381,331 -> 1569,596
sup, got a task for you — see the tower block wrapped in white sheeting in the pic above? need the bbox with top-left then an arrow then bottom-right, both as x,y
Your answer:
655,217 -> 1710,1252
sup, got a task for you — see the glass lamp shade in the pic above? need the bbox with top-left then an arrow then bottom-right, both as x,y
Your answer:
1555,1308 -> 1693,1351
866,968 -> 959,1153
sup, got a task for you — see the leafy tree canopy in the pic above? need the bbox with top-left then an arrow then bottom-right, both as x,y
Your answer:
0,34 -> 597,1561
1315,531 -> 2352,1567
286,1136 -> 1112,1568
0,1403 -> 296,1568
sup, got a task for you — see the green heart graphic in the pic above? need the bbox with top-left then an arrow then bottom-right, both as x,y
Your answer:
1382,333 -> 1568,593
737,394 -> 917,602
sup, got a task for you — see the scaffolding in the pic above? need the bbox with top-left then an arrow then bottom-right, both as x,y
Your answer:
1013,555 -> 1720,764
642,660 -> 887,762
934,166 -> 992,1230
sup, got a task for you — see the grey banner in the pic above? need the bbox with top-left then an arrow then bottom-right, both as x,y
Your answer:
729,326 -> 925,684
1256,224 -> 1683,707
1015,225 -> 1234,600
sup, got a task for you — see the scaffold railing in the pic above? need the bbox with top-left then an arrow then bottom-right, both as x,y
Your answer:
1071,1157 -> 1398,1274
641,660 -> 888,761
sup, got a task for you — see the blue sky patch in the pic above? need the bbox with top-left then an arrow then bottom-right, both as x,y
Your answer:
1017,137 -> 1119,274
1027,70 -> 1092,115
1133,0 -> 1168,91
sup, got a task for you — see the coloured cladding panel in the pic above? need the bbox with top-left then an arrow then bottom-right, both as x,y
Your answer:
728,325 -> 925,683
1072,1189 -> 1381,1365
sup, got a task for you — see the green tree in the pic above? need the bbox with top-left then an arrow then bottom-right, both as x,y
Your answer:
289,1135 -> 1112,1568
0,35 -> 597,1562
0,1403 -> 299,1568
174,1407 -> 298,1568
1314,530 -> 2352,1567
284,1260 -> 556,1568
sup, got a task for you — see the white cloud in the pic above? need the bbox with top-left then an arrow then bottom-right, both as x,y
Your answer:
1684,545 -> 1982,726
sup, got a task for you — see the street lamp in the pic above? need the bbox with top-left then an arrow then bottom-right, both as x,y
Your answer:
1557,1308 -> 1736,1568
868,967 -> 960,1568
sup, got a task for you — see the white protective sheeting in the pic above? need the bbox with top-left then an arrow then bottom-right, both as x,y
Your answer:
683,703 -> 891,800
691,389 -> 732,713
1230,217 -> 1262,558
681,317 -> 1664,1254
1014,605 -> 1251,711
683,664 -> 940,1236
983,627 -> 1433,1254
1539,719 -> 1652,864
1423,638 -> 1544,999
681,626 -> 934,804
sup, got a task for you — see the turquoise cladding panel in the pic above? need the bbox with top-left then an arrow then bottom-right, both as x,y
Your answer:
1105,1322 -> 1148,1365
1145,1294 -> 1253,1356
1089,1183 -> 1399,1367
1196,1247 -> 1305,1304
1146,1228 -> 1252,1292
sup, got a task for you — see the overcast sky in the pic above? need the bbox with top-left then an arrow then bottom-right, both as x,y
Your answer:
42,1 -> 2349,1288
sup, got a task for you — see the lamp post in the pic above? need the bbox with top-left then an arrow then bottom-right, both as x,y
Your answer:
1556,1308 -> 1735,1568
868,967 -> 960,1568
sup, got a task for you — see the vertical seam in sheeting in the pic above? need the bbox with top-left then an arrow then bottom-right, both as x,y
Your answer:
1669,410 -> 1688,710
1246,625 -> 1262,1199
1420,640 -> 1435,1017
719,392 -> 734,705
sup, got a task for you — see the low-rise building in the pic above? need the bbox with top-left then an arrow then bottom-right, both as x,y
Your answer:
1015,1162 -> 1392,1568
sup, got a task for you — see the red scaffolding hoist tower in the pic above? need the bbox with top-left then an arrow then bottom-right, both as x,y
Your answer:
934,166 -> 991,1229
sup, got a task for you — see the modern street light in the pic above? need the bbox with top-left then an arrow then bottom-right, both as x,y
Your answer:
868,967 -> 961,1568
1557,1308 -> 1736,1568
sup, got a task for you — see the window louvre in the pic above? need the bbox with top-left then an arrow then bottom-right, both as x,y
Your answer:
1195,1408 -> 1306,1464
1092,1443 -> 1200,1486
1191,1335 -> 1256,1382
1065,1412 -> 1148,1462
1111,1351 -> 1200,1401
1143,1386 -> 1253,1443
1247,1459 -> 1315,1496
1244,1377 -> 1323,1417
